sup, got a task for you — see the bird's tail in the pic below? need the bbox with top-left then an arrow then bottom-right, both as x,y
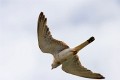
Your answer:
73,36 -> 95,53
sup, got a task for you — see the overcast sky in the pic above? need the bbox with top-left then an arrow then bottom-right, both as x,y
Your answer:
0,0 -> 120,80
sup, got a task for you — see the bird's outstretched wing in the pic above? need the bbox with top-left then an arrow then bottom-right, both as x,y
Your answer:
37,12 -> 69,54
62,55 -> 105,79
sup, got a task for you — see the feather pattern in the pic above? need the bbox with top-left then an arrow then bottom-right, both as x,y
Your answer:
62,55 -> 105,79
37,12 -> 105,79
37,12 -> 69,54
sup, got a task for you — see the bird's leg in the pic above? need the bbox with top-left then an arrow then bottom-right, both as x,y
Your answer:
73,36 -> 95,53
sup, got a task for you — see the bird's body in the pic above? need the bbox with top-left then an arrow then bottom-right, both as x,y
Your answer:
37,12 -> 105,79
51,48 -> 72,68
52,48 -> 75,69
53,48 -> 73,63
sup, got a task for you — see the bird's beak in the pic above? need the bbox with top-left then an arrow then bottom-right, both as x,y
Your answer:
51,67 -> 53,70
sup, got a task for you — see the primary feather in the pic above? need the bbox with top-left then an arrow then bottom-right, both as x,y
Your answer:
37,12 -> 69,54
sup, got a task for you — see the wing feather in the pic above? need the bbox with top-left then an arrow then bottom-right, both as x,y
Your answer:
37,12 -> 69,54
62,55 -> 105,79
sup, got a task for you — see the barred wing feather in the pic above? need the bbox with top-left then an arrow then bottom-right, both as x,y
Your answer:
62,55 -> 105,79
37,12 -> 69,54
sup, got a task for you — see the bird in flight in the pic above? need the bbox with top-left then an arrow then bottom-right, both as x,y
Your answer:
37,12 -> 105,79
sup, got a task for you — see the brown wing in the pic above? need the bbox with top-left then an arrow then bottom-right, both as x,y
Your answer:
62,55 -> 105,79
37,12 -> 69,54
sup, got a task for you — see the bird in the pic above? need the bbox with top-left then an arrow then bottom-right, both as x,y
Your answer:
37,12 -> 105,79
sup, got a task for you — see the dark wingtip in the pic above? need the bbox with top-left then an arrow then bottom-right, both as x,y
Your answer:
39,12 -> 45,20
40,12 -> 43,15
97,74 -> 105,79
102,76 -> 105,79
99,76 -> 105,79
39,12 -> 44,18
38,12 -> 43,19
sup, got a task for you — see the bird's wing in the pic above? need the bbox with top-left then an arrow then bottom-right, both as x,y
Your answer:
62,55 -> 105,79
37,12 -> 69,54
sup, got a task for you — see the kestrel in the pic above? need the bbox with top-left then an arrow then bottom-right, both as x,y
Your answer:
37,12 -> 105,79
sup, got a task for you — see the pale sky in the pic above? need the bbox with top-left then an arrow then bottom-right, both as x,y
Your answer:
0,0 -> 120,80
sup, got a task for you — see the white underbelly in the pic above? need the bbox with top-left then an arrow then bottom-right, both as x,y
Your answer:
54,48 -> 74,63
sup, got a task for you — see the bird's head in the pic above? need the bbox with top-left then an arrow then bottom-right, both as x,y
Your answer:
51,62 -> 61,70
